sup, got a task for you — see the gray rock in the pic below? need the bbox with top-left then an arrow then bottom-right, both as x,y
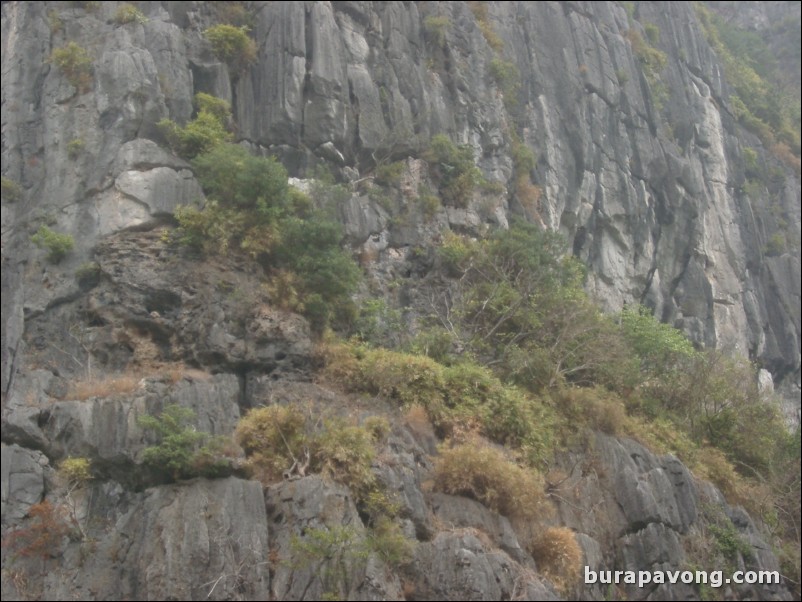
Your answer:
0,444 -> 46,526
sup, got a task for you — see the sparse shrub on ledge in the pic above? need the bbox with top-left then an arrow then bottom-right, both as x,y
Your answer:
31,225 -> 74,263
204,24 -> 257,71
113,3 -> 147,25
432,441 -> 551,521
138,404 -> 234,481
50,41 -> 92,91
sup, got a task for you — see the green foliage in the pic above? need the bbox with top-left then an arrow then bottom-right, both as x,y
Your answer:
31,225 -> 74,263
194,92 -> 232,123
211,1 -> 255,28
193,144 -> 288,213
352,299 -> 404,346
2,176 -> 22,203
58,457 -> 92,487
432,442 -> 551,521
374,161 -> 405,186
439,221 -> 632,391
367,516 -> 414,567
620,305 -> 698,373
423,15 -> 450,48
696,3 -> 800,168
174,143 -> 360,330
319,340 -> 558,465
423,134 -> 484,207
764,232 -> 787,256
159,110 -> 232,159
708,518 -> 753,563
625,28 -> 668,109
48,10 -> 64,34
644,22 -> 660,45
50,42 -> 92,90
67,138 -> 85,159
290,525 -> 368,599
75,261 -> 101,287
138,404 -> 232,481
114,3 -> 147,25
467,1 -> 503,51
204,24 -> 257,71
315,420 -> 377,499
489,57 -> 520,103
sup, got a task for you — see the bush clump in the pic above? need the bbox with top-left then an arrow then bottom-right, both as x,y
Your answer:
50,42 -> 93,90
528,527 -> 583,594
204,24 -> 257,71
158,94 -> 233,159
114,3 -> 147,25
138,404 -> 233,481
235,404 -> 380,498
432,442 -> 550,521
32,225 -> 74,263
2,176 -> 23,203
423,134 -> 484,207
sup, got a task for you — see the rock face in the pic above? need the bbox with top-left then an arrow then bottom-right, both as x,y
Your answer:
1,1 -> 799,600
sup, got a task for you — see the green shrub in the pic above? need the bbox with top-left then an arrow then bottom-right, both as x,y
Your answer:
58,457 -> 92,487
368,516 -> 415,567
50,42 -> 92,90
432,442 -> 550,521
467,1 -> 503,51
423,134 -> 484,207
423,15 -> 450,47
204,24 -> 257,71
173,143 -> 361,331
765,232 -> 786,256
489,57 -> 520,100
235,404 -> 308,483
75,261 -> 101,287
138,404 -> 233,481
158,111 -> 232,159
32,225 -> 74,263
374,161 -> 405,186
114,3 -> 147,25
66,138 -> 85,159
2,176 -> 22,203
194,92 -> 231,123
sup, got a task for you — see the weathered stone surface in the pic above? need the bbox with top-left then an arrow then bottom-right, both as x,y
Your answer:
411,530 -> 558,601
264,475 -> 401,601
0,444 -> 46,526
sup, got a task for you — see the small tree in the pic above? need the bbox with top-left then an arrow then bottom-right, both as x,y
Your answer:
50,42 -> 92,90
204,24 -> 257,72
138,404 -> 232,481
32,226 -> 74,263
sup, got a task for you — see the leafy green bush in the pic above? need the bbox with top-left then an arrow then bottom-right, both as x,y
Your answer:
173,142 -> 360,330
50,42 -> 92,90
32,226 -> 74,263
204,24 -> 257,71
58,457 -> 92,487
619,305 -> 697,374
432,442 -> 550,521
194,92 -> 231,123
2,176 -> 22,203
138,404 -> 233,481
489,57 -> 520,102
159,111 -> 232,159
423,134 -> 483,207
114,3 -> 147,25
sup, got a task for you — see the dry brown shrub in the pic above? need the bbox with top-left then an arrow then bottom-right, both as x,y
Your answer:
528,526 -> 583,594
432,441 -> 551,521
68,374 -> 141,400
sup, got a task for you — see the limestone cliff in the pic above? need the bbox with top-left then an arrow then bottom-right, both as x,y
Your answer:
1,2 -> 799,600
